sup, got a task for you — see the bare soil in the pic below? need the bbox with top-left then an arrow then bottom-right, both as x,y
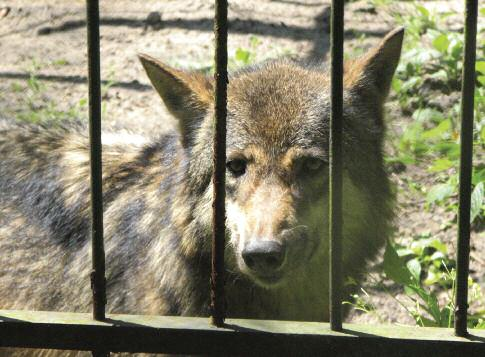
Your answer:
0,0 -> 482,326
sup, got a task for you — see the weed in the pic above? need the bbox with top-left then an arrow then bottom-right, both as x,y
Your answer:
388,3 -> 485,226
351,3 -> 485,327
14,60 -> 86,124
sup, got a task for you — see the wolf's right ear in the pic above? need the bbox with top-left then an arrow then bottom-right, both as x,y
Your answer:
344,27 -> 404,102
139,54 -> 213,148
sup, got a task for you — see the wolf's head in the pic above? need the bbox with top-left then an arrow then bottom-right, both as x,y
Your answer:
139,28 -> 403,288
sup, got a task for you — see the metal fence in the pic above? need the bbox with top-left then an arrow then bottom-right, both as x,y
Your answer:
0,0 -> 483,355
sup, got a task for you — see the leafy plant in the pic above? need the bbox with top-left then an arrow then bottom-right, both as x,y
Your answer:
388,3 -> 485,225
383,240 -> 484,328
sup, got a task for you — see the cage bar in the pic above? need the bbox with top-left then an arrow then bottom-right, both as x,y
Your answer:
454,0 -> 478,338
86,0 -> 108,355
329,0 -> 344,331
211,0 -> 228,327
1,310 -> 485,355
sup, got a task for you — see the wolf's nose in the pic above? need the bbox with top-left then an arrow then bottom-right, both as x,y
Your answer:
242,241 -> 285,272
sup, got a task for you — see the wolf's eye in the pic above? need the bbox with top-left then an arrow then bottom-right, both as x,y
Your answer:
305,158 -> 324,171
297,157 -> 327,174
227,159 -> 247,177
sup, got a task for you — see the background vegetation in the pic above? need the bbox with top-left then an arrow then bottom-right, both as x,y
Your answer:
348,1 -> 485,328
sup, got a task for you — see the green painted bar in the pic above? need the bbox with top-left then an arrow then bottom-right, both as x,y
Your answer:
1,311 -> 484,355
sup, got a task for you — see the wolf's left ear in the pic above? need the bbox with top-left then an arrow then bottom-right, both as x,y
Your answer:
344,27 -> 404,101
138,53 -> 213,148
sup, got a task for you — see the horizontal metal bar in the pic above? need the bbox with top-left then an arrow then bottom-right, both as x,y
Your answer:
0,311 -> 484,356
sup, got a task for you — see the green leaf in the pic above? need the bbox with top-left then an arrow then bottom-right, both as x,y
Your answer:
424,269 -> 442,285
412,108 -> 444,123
470,182 -> 484,223
472,167 -> 485,186
426,183 -> 454,205
410,285 -> 442,324
415,49 -> 441,64
391,77 -> 402,93
429,69 -> 448,82
434,142 -> 460,159
416,315 -> 440,327
407,258 -> 422,282
428,158 -> 454,172
475,319 -> 485,329
386,155 -> 415,165
383,241 -> 414,286
478,75 -> 485,86
396,247 -> 415,257
235,48 -> 251,64
425,293 -> 442,325
450,39 -> 463,59
401,76 -> 422,92
440,306 -> 454,328
429,251 -> 446,261
476,61 -> 485,75
432,34 -> 450,53
422,119 -> 451,140
428,239 -> 448,254
249,35 -> 262,48
416,5 -> 430,18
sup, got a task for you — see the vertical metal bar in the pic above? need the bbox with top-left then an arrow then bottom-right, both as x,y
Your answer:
87,0 -> 106,324
86,0 -> 109,357
211,0 -> 228,327
86,0 -> 108,355
329,0 -> 344,331
454,0 -> 478,338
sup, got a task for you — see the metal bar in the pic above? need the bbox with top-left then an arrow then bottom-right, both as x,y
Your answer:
86,0 -> 108,355
1,311 -> 485,355
454,0 -> 478,338
211,0 -> 228,327
86,0 -> 107,322
329,0 -> 344,332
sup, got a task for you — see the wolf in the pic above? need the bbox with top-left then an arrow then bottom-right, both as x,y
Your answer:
0,27 -> 403,355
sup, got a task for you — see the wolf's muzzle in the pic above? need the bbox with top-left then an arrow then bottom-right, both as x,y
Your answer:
242,240 -> 285,273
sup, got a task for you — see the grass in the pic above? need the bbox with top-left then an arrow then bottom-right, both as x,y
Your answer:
12,59 -> 87,124
388,4 -> 485,229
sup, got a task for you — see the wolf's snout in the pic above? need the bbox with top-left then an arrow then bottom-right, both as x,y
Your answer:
242,241 -> 285,272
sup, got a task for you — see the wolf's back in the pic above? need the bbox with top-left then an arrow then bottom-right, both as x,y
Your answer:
0,119 -> 185,316
0,119 -> 92,246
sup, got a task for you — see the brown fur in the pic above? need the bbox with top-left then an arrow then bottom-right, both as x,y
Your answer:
0,28 -> 404,356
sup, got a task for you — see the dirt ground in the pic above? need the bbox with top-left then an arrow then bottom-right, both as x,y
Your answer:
0,0 -> 482,326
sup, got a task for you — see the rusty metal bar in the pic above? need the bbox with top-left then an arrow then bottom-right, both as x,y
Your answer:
329,0 -> 344,331
86,0 -> 108,355
211,0 -> 228,327
454,0 -> 478,338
